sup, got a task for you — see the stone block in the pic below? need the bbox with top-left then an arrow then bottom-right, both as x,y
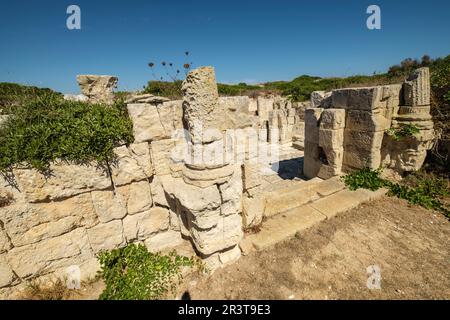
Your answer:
311,91 -> 332,108
87,220 -> 125,253
313,176 -> 345,196
149,176 -> 170,207
322,147 -> 344,169
0,258 -> 15,288
309,188 -> 387,219
320,109 -> 346,130
218,245 -> 241,265
319,129 -> 344,150
343,146 -> 381,169
127,103 -> 170,143
14,163 -> 111,203
218,167 -> 242,216
150,139 -> 175,176
248,98 -> 258,112
317,165 -> 341,179
257,97 -> 274,120
246,204 -> 326,251
123,207 -> 169,242
2,193 -> 98,247
344,129 -> 384,150
242,195 -> 264,228
111,143 -> 153,186
7,228 -> 93,278
190,214 -> 243,256
144,230 -> 184,253
91,189 -> 127,223
305,124 -> 320,143
182,66 -> 223,144
116,180 -> 153,215
304,108 -> 323,125
242,163 -> 262,191
76,75 -> 117,105
345,110 -> 390,132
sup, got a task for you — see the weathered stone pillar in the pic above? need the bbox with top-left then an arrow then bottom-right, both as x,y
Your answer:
181,66 -> 235,188
317,109 -> 345,179
382,67 -> 434,177
166,66 -> 243,269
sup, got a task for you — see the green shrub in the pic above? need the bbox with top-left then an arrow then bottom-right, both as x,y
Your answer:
342,168 -> 450,218
143,80 -> 183,99
217,82 -> 262,96
98,244 -> 199,300
341,167 -> 387,191
0,93 -> 133,173
386,124 -> 420,141
387,183 -> 446,213
0,82 -> 62,113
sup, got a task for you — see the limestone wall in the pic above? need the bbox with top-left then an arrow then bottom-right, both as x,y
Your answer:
304,67 -> 434,180
0,142 -> 185,295
0,67 -> 311,296
0,68 -> 292,296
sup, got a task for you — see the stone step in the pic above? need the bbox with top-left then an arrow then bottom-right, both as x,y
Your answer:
240,204 -> 327,253
239,187 -> 388,255
309,188 -> 388,219
263,176 -> 345,217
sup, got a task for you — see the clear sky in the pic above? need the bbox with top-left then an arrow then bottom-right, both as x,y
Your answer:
0,0 -> 449,93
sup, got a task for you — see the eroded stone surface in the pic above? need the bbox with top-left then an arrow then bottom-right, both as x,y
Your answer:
7,227 -> 93,278
14,163 -> 111,202
111,143 -> 153,186
76,75 -> 117,105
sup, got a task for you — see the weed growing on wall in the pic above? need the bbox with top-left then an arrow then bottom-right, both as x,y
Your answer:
0,92 -> 133,173
386,124 -> 420,141
342,168 -> 450,218
98,244 -> 201,300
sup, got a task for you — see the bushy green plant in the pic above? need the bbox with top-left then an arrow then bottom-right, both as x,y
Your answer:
217,82 -> 262,96
342,168 -> 450,218
0,82 -> 61,113
98,244 -> 199,300
0,93 -> 133,173
143,80 -> 183,99
341,167 -> 388,191
386,124 -> 420,141
387,183 -> 446,213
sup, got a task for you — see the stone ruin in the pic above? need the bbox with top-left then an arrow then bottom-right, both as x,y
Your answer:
304,67 -> 434,180
0,66 -> 434,296
76,75 -> 118,105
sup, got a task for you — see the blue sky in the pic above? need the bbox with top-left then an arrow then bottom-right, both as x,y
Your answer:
0,0 -> 449,93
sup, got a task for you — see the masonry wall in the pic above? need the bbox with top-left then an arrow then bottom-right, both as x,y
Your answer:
303,67 -> 434,180
0,77 -> 308,296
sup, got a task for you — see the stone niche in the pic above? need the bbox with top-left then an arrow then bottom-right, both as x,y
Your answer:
304,67 -> 434,180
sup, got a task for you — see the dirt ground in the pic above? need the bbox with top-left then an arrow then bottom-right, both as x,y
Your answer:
62,196 -> 450,300
182,196 -> 450,300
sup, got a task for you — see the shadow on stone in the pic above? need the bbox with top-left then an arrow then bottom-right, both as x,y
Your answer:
271,156 -> 304,180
